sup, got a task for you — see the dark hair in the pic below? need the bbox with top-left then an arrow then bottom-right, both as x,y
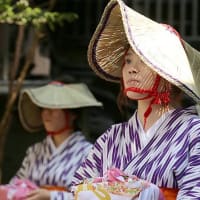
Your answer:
117,82 -> 137,120
170,85 -> 196,108
64,108 -> 83,131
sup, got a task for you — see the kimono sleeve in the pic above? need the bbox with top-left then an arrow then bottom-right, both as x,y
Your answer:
72,128 -> 110,185
177,120 -> 200,199
11,144 -> 38,181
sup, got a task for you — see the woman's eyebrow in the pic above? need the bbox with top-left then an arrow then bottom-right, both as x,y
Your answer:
125,52 -> 132,57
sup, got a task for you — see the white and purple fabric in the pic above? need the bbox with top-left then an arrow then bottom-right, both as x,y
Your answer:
12,131 -> 92,200
73,106 -> 200,199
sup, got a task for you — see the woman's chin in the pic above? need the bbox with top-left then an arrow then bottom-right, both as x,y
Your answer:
46,128 -> 54,132
126,91 -> 148,100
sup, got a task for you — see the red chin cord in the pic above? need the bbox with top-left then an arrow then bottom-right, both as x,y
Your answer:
47,125 -> 72,136
124,75 -> 170,128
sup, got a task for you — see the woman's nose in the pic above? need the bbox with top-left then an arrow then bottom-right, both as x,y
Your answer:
128,66 -> 138,74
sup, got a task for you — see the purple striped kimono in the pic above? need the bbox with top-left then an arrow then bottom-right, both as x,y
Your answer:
12,131 -> 92,200
73,106 -> 200,199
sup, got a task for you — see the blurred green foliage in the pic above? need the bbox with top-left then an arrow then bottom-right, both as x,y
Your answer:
0,0 -> 78,30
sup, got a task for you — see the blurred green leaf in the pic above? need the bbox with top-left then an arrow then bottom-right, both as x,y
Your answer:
0,0 -> 78,30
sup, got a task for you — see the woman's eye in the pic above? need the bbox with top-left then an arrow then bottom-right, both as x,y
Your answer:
125,58 -> 131,64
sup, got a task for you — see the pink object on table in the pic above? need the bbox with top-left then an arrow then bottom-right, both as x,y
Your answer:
0,178 -> 38,200
93,168 -> 129,183
106,168 -> 126,182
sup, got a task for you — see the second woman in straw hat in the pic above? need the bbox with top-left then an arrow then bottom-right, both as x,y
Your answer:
10,81 -> 102,200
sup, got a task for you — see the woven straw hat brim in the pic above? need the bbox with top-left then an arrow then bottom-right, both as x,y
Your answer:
18,83 -> 102,132
88,0 -> 200,103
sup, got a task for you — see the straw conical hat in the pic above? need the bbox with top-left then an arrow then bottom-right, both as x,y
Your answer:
18,82 -> 102,132
88,0 -> 200,103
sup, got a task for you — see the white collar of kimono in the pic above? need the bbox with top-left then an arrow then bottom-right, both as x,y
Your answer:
47,131 -> 82,152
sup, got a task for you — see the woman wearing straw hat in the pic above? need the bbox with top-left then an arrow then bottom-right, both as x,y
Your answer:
10,81 -> 102,200
70,0 -> 200,199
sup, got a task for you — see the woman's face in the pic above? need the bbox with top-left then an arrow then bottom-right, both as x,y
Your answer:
122,48 -> 157,100
41,108 -> 73,132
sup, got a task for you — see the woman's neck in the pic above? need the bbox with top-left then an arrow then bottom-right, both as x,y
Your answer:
137,99 -> 173,131
52,129 -> 74,147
